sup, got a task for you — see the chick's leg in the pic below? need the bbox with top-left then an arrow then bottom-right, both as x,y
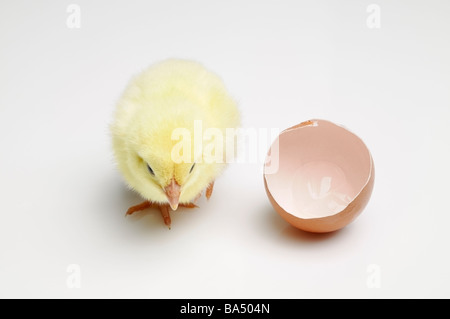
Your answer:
206,182 -> 214,200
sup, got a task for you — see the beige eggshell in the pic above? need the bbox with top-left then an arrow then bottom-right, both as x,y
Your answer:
264,119 -> 375,233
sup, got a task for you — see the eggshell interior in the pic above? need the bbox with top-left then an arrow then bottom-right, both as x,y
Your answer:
264,120 -> 372,219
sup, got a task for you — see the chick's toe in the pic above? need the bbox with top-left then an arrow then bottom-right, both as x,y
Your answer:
125,201 -> 152,216
206,182 -> 214,200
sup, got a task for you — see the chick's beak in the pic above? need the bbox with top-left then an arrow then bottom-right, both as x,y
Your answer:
164,179 -> 181,210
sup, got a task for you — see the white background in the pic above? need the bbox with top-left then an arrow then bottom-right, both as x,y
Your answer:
1,0 -> 449,298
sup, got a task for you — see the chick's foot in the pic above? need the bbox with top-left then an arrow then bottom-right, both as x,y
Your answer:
125,201 -> 172,228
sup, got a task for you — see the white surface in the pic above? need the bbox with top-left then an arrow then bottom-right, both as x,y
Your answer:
1,0 -> 449,298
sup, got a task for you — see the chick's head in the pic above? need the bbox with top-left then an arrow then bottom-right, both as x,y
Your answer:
112,111 -> 223,210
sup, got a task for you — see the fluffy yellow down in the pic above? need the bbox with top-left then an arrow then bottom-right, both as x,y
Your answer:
111,59 -> 240,205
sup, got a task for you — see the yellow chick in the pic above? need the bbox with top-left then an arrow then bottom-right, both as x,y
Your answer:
111,59 -> 240,227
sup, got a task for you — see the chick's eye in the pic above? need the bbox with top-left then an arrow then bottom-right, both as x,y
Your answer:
147,164 -> 155,176
189,163 -> 195,174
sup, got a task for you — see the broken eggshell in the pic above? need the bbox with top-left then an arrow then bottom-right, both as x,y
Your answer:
264,119 -> 374,233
